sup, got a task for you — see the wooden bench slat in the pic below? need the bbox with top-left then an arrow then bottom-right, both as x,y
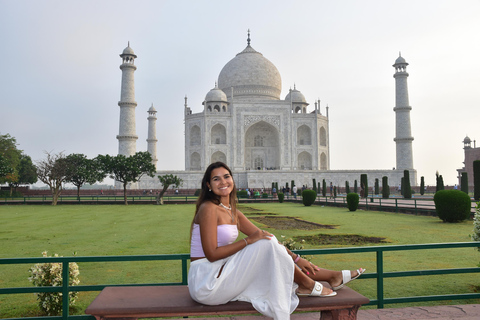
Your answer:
85,284 -> 369,319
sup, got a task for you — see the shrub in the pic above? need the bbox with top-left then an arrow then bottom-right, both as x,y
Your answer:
403,170 -> 412,199
262,193 -> 268,198
472,202 -> 480,252
278,192 -> 284,203
374,178 -> 379,195
354,180 -> 358,193
312,179 -> 316,193
302,189 -> 316,206
237,190 -> 248,198
194,189 -> 201,196
346,193 -> 359,211
345,181 -> 350,194
382,176 -> 389,199
475,160 -> 480,200
461,172 -> 469,194
298,189 -> 302,197
28,251 -> 80,315
322,179 -> 326,197
360,174 -> 368,198
434,190 -> 471,222
420,176 -> 425,195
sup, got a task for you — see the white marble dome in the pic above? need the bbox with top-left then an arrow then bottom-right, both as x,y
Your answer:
205,83 -> 228,102
285,87 -> 307,103
394,55 -> 407,65
122,45 -> 136,56
218,45 -> 282,100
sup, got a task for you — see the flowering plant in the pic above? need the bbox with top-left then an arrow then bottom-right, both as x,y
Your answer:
472,202 -> 480,253
281,235 -> 311,261
28,251 -> 80,315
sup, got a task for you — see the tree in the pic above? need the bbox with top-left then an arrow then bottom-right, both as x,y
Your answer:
0,154 -> 13,181
156,174 -> 183,205
382,176 -> 390,199
322,179 -> 326,197
0,133 -> 22,187
420,176 -> 425,195
461,172 -> 468,194
36,152 -> 69,205
436,171 -> 444,192
345,181 -> 350,194
374,178 -> 379,195
10,154 -> 37,193
474,161 -> 480,200
98,152 -> 156,205
354,180 -> 358,193
360,174 -> 368,198
403,170 -> 412,199
65,154 -> 105,199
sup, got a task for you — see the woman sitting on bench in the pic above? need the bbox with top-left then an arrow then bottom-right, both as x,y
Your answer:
188,162 -> 365,320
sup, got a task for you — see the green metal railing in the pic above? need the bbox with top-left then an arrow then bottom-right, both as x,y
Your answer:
2,242 -> 480,320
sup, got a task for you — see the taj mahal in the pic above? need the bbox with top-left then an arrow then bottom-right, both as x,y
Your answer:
116,33 -> 416,190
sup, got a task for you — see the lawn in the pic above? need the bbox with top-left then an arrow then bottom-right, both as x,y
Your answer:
0,203 -> 479,317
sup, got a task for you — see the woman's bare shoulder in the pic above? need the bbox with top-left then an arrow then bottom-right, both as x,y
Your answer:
196,201 -> 219,220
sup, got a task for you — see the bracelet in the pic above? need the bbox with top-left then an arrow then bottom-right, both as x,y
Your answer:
294,254 -> 301,263
243,238 -> 248,247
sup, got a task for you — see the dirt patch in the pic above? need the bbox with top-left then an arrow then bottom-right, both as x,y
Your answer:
250,216 -> 336,230
296,234 -> 389,245
239,206 -> 276,216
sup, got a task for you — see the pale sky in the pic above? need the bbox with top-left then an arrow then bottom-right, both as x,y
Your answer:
1,0 -> 479,187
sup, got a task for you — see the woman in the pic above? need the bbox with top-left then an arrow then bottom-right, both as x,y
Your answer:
188,162 -> 364,320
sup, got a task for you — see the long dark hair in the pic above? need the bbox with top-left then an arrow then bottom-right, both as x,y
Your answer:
191,162 -> 238,229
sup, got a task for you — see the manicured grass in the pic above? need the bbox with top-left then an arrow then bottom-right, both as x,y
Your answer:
0,203 -> 479,317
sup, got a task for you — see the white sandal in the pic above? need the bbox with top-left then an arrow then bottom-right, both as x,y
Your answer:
332,268 -> 365,291
298,281 -> 337,297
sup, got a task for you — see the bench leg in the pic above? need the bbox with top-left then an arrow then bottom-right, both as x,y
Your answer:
319,305 -> 360,320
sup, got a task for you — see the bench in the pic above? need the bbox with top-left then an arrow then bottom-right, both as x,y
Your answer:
85,283 -> 369,320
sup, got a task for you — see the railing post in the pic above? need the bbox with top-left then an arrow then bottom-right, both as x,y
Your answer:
414,199 -> 418,215
376,250 -> 384,309
62,260 -> 70,320
395,198 -> 398,213
182,257 -> 188,285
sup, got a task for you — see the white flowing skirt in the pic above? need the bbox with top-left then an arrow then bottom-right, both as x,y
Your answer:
188,236 -> 299,320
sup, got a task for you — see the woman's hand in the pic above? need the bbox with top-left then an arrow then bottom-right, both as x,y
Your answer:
246,229 -> 272,244
296,257 -> 320,276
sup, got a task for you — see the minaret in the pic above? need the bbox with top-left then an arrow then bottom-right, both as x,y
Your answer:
147,104 -> 158,169
117,42 -> 138,156
393,53 -> 414,170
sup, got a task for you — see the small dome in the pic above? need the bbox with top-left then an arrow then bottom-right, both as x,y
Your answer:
394,54 -> 407,65
123,46 -> 135,55
464,136 -> 471,144
148,104 -> 156,112
205,84 -> 228,102
120,43 -> 137,58
285,86 -> 307,103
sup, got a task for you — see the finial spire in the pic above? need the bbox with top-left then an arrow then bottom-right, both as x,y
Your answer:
247,29 -> 251,46
399,51 -> 401,57
128,41 -> 130,47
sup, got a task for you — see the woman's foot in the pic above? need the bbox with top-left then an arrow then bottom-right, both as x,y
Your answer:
297,281 -> 336,297
331,268 -> 365,290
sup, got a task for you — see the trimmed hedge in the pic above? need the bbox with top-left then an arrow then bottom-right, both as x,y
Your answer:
433,189 -> 471,222
237,190 -> 248,198
346,193 -> 359,212
278,192 -> 285,203
302,189 -> 316,206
